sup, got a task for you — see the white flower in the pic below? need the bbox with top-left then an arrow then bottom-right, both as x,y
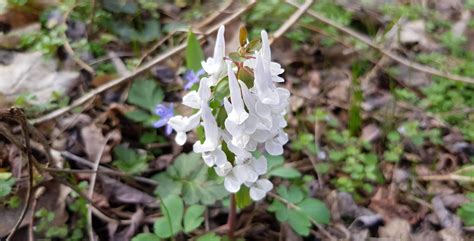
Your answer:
265,131 -> 288,155
247,179 -> 273,201
234,155 -> 267,183
193,104 -> 220,153
254,52 -> 280,105
202,146 -> 227,167
201,26 -> 226,85
214,161 -> 232,177
226,61 -> 249,125
223,165 -> 247,193
168,110 -> 201,145
244,31 -> 284,83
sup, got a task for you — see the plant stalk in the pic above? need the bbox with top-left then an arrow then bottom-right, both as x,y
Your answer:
227,193 -> 237,240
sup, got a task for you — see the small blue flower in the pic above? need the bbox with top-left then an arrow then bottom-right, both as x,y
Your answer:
183,69 -> 205,90
153,103 -> 174,135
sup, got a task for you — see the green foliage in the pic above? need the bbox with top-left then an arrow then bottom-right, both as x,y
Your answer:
128,79 -> 164,112
268,185 -> 330,236
132,233 -> 161,241
245,0 -> 352,48
15,91 -> 70,116
326,130 -> 383,195
35,208 -> 68,239
113,145 -> 149,175
457,193 -> 474,226
153,153 -> 228,205
0,173 -> 15,198
186,31 -> 204,72
383,131 -> 403,162
183,204 -> 206,232
197,233 -> 221,241
291,132 -> 317,155
154,195 -> 184,238
133,195 -> 205,239
266,154 -> 302,179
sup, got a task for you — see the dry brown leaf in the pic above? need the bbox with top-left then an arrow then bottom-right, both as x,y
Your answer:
379,218 -> 411,241
0,52 -> 79,107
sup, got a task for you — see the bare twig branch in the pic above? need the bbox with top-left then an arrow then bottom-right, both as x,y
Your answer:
286,0 -> 474,85
270,0 -> 314,44
87,136 -> 110,241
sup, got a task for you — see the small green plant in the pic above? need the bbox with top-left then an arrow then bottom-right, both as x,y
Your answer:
0,172 -> 15,198
112,145 -> 150,175
326,129 -> 383,195
153,153 -> 228,205
132,195 -> 205,240
266,154 -> 302,179
268,185 -> 330,236
34,208 -> 69,239
126,79 -> 164,126
383,131 -> 403,162
457,192 -> 474,226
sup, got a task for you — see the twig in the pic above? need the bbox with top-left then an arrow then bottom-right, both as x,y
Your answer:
267,192 -> 335,241
30,0 -> 257,125
61,5 -> 95,76
87,136 -> 110,241
59,150 -> 158,186
418,174 -> 474,182
270,0 -> 314,44
0,108 -> 34,241
286,0 -> 474,85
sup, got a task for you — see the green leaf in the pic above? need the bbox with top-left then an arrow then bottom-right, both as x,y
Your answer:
184,205 -> 205,233
266,155 -> 284,170
268,166 -> 301,179
154,195 -> 184,238
113,145 -> 149,175
0,177 -> 15,197
186,31 -> 204,72
236,186 -> 252,209
128,79 -> 164,112
267,200 -> 288,222
132,233 -> 161,241
124,109 -> 151,122
154,153 -> 228,205
297,198 -> 330,224
288,209 -> 311,236
197,233 -> 221,241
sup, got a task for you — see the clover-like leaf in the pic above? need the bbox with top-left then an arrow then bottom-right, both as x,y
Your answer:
184,205 -> 205,232
268,185 -> 330,236
153,153 -> 228,205
154,195 -> 184,238
128,79 -> 164,112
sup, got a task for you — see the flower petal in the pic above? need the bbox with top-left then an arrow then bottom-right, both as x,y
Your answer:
265,138 -> 284,155
175,132 -> 187,145
182,91 -> 200,109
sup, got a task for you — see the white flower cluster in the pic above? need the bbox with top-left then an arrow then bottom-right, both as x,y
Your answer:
168,26 -> 290,201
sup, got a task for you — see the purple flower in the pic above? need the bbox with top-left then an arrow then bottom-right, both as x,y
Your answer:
153,103 -> 174,135
183,69 -> 205,90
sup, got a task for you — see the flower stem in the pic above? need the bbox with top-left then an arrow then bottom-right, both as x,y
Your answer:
227,193 -> 237,240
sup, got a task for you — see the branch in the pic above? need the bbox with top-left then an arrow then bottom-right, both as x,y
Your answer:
286,0 -> 474,85
270,0 -> 314,44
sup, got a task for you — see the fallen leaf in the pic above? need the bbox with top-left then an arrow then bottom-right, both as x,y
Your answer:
0,52 -> 79,106
100,176 -> 157,206
80,124 -> 111,163
379,218 -> 411,241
